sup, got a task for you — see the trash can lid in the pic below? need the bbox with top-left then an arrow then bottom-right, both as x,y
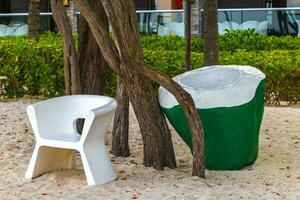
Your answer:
158,65 -> 266,109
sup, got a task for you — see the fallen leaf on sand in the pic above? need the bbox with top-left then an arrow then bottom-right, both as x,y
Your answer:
117,169 -> 126,174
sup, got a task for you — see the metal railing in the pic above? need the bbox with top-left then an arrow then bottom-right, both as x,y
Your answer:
0,7 -> 300,36
134,7 -> 300,36
217,7 -> 300,36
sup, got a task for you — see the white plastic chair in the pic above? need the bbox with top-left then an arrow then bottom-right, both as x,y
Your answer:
25,95 -> 118,186
13,24 -> 28,36
165,22 -> 184,37
296,20 -> 300,37
5,26 -> 16,36
257,21 -> 269,36
0,25 -> 8,37
218,22 -> 230,35
222,21 -> 240,31
157,24 -> 170,36
138,23 -> 148,33
240,21 -> 259,32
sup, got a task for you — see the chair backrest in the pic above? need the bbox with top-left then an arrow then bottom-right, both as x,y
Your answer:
157,25 -> 170,36
296,20 -> 300,37
257,21 -> 269,36
240,21 -> 259,32
6,26 -> 17,36
165,22 -> 184,36
218,22 -> 230,35
81,105 -> 117,145
28,95 -> 116,137
138,23 -> 148,33
0,25 -> 8,36
13,25 -> 28,36
149,22 -> 158,33
222,21 -> 240,30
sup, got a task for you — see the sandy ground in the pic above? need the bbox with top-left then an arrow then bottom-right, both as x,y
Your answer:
0,97 -> 299,200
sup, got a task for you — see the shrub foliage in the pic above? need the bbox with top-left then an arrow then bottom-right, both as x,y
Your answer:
0,31 -> 299,105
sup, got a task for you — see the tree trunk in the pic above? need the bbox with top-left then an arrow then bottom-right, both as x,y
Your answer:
78,0 -> 131,157
184,0 -> 191,71
102,0 -> 177,169
203,0 -> 219,66
75,0 -> 176,170
72,0 -> 109,134
74,0 -> 205,176
78,0 -> 108,95
141,66 -> 205,177
50,0 -> 80,95
111,78 -> 130,157
64,0 -> 78,33
191,0 -> 202,36
28,0 -> 40,38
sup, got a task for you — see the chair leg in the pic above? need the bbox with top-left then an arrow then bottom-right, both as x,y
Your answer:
25,145 -> 76,179
80,144 -> 117,186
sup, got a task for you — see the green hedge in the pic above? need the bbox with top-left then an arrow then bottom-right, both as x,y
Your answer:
0,34 -> 64,98
0,32 -> 299,105
141,30 -> 300,52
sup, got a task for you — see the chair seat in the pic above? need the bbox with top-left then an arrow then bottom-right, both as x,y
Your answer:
41,133 -> 81,142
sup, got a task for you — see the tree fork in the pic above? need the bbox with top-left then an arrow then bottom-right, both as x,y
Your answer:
97,1 -> 176,169
75,0 -> 176,170
74,0 -> 205,176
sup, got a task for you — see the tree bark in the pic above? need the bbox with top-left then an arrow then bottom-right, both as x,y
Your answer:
203,0 -> 219,66
75,0 -> 176,170
111,78 -> 130,157
64,0 -> 78,33
184,0 -> 191,72
74,0 -> 205,177
50,0 -> 80,95
28,0 -> 40,38
78,0 -> 108,95
71,0 -> 109,134
104,0 -> 176,168
141,66 -> 205,177
191,0 -> 202,36
78,0 -> 130,158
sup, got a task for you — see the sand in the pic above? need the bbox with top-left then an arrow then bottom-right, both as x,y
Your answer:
0,97 -> 299,200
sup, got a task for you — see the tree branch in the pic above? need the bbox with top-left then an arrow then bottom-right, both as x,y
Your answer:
140,65 -> 205,178
74,0 -> 205,177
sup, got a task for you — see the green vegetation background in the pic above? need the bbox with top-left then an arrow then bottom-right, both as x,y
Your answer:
0,30 -> 299,105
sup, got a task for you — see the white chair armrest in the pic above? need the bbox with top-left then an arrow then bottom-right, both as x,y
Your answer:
90,99 -> 117,117
80,100 -> 117,144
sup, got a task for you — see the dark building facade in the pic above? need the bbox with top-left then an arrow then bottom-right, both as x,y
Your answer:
134,0 -> 297,9
0,0 -> 298,14
218,0 -> 266,8
0,0 -> 51,31
217,0 -> 299,8
0,0 -> 299,35
135,0 -> 157,10
0,0 -> 155,14
0,0 -> 50,13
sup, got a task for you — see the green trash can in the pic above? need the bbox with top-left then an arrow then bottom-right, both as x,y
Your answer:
158,65 -> 266,170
